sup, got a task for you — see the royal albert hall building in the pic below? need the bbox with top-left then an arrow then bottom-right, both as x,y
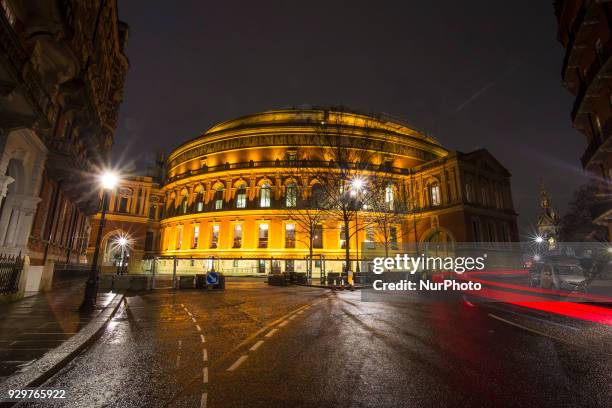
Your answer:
156,108 -> 518,277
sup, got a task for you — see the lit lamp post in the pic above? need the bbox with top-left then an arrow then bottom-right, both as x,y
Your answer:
349,175 -> 366,287
80,171 -> 119,312
116,236 -> 129,275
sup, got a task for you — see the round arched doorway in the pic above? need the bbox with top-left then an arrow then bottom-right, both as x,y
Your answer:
102,231 -> 131,274
421,227 -> 455,259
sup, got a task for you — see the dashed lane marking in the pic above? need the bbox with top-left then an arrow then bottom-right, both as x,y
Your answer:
264,328 -> 278,338
278,320 -> 288,328
227,355 -> 248,371
200,393 -> 207,408
202,367 -> 208,384
200,334 -> 206,343
196,325 -> 202,332
192,318 -> 197,323
203,349 -> 208,362
249,340 -> 264,352
488,313 -> 576,347
176,340 -> 182,368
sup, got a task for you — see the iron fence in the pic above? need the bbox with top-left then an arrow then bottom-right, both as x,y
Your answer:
0,252 -> 24,295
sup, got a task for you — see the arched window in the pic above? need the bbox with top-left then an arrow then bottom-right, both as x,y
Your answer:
384,185 -> 394,211
180,195 -> 188,214
286,183 -> 297,208
214,187 -> 224,210
311,184 -> 324,209
235,184 -> 247,208
260,183 -> 271,208
429,183 -> 440,206
194,190 -> 204,212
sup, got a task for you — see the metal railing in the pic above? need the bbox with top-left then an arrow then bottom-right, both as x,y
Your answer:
0,252 -> 24,295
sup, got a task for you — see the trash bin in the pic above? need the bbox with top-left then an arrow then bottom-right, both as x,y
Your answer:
196,274 -> 206,289
216,273 -> 225,290
267,273 -> 288,286
179,275 -> 194,289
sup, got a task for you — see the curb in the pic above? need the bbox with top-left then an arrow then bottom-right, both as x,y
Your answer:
294,283 -> 370,290
0,293 -> 125,406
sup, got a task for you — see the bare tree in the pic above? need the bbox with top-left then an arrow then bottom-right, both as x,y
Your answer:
306,110 -> 388,278
284,160 -> 329,282
366,172 -> 410,258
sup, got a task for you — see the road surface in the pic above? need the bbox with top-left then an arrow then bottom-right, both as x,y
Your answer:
22,279 -> 612,408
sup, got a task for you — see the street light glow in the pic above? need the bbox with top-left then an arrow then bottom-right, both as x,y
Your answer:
349,176 -> 365,195
534,236 -> 544,244
118,237 -> 128,247
100,171 -> 119,190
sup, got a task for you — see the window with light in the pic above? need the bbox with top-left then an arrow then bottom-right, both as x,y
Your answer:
210,225 -> 219,248
286,184 -> 297,208
258,224 -> 268,248
285,224 -> 296,248
233,224 -> 242,248
236,185 -> 247,208
260,184 -> 271,207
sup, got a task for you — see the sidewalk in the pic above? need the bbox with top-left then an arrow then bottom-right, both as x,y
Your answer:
0,283 -> 117,381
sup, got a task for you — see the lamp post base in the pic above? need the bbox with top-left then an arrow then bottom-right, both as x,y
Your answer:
79,278 -> 98,313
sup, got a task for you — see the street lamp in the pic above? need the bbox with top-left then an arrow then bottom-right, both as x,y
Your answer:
115,235 -> 130,275
80,170 -> 119,312
349,175 -> 366,286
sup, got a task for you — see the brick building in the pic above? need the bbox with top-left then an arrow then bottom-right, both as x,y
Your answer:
0,0 -> 128,296
87,175 -> 163,274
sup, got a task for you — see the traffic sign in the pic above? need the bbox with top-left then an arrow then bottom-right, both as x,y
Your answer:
206,272 -> 219,285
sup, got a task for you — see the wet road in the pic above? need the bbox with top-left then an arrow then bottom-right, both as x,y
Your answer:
23,279 -> 612,408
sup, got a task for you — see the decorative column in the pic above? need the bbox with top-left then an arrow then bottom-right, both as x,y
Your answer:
0,175 -> 14,208
9,196 -> 40,251
3,208 -> 19,247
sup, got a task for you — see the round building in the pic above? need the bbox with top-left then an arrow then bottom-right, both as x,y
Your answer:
157,108 -> 517,278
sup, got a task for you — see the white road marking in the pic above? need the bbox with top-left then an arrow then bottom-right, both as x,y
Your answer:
181,304 -> 184,307
203,349 -> 208,362
202,367 -> 208,383
297,310 -> 304,315
200,334 -> 206,343
192,317 -> 197,323
278,320 -> 288,328
289,315 -> 297,320
488,314 -> 569,345
200,393 -> 207,408
196,325 -> 202,332
176,340 -> 182,367
249,340 -> 264,351
227,355 -> 248,371
265,328 -> 278,338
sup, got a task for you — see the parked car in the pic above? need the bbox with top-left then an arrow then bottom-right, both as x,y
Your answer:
528,256 -> 586,291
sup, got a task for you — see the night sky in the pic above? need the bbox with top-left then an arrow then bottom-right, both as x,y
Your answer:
115,0 -> 590,235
